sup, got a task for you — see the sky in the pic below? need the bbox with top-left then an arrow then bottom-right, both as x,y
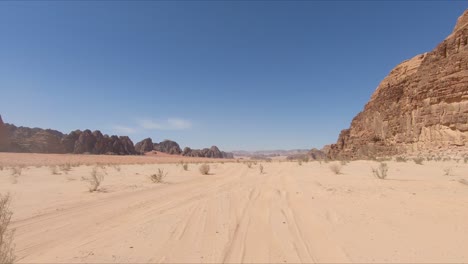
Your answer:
0,1 -> 467,151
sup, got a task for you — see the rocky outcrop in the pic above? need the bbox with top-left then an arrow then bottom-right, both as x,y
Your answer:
153,140 -> 182,155
182,146 -> 233,159
328,9 -> 468,159
308,148 -> 326,160
135,138 -> 154,154
0,115 -> 10,152
0,116 -> 136,155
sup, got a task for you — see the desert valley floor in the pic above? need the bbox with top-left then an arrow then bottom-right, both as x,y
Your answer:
1,153 -> 468,263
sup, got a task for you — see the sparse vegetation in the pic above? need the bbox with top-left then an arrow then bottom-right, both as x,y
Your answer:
87,167 -> 104,192
150,169 -> 168,183
395,156 -> 407,162
10,167 -> 22,177
0,165 -> 3,171
443,167 -> 453,176
298,160 -> 303,166
182,163 -> 188,171
413,157 -> 424,165
464,157 -> 468,164
329,163 -> 342,175
0,193 -> 16,264
199,164 -> 210,175
259,164 -> 264,174
458,179 -> 468,186
340,160 -> 348,166
59,163 -> 72,173
113,165 -> 121,172
246,162 -> 253,169
372,162 -> 388,180
49,166 -> 59,175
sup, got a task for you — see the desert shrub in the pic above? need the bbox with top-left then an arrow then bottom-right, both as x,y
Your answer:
246,162 -> 253,169
443,167 -> 453,176
395,156 -> 407,162
59,163 -> 71,173
113,165 -> 121,172
252,161 -> 257,166
464,157 -> 468,164
49,166 -> 59,175
0,193 -> 16,264
372,162 -> 388,180
298,160 -> 303,166
182,163 -> 188,171
259,164 -> 264,174
10,167 -> 21,177
340,160 -> 349,166
0,165 -> 3,171
199,164 -> 210,175
329,163 -> 342,175
150,169 -> 168,183
413,157 -> 424,165
88,167 -> 104,192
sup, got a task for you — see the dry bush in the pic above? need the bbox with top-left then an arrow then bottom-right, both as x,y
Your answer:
246,162 -> 253,169
59,163 -> 72,173
150,169 -> 168,183
252,161 -> 257,165
372,162 -> 388,180
10,167 -> 21,177
340,160 -> 348,166
395,156 -> 407,162
443,167 -> 453,176
464,157 -> 468,164
329,163 -> 342,175
413,157 -> 424,165
182,163 -> 188,171
298,160 -> 303,166
0,193 -> 16,264
259,164 -> 264,174
87,167 -> 104,192
49,166 -> 59,175
113,165 -> 121,172
199,164 -> 210,175
0,165 -> 3,171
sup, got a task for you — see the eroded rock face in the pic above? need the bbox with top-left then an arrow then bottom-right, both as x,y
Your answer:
153,140 -> 182,155
135,138 -> 154,154
328,9 -> 468,159
0,116 -> 137,155
182,145 -> 233,159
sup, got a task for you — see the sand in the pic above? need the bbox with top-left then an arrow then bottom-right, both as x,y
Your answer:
1,153 -> 468,263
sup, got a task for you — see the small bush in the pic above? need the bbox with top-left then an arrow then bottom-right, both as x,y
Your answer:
443,167 -> 453,176
0,165 -> 4,171
464,157 -> 468,164
182,163 -> 188,171
340,160 -> 348,166
150,169 -> 168,183
0,193 -> 16,264
50,166 -> 59,175
259,164 -> 264,174
88,167 -> 104,192
246,162 -> 253,169
199,164 -> 210,175
298,160 -> 303,166
395,156 -> 407,162
59,163 -> 72,173
113,165 -> 121,172
10,167 -> 22,177
413,157 -> 424,165
329,163 -> 342,174
372,162 -> 388,180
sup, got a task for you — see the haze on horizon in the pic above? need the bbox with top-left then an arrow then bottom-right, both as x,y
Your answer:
1,1 -> 467,151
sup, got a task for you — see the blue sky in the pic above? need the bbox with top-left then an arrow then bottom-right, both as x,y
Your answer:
0,1 -> 467,151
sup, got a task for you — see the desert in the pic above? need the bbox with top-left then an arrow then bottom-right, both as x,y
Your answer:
1,153 -> 468,263
1,3 -> 468,264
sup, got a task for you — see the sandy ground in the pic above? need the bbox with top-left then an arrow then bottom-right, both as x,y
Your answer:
1,154 -> 468,263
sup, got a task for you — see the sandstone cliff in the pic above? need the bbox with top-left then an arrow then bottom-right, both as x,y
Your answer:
328,9 -> 468,159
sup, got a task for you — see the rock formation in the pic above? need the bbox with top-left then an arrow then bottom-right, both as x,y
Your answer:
182,146 -> 234,159
153,140 -> 182,155
135,138 -> 154,154
328,9 -> 468,159
0,116 -> 136,155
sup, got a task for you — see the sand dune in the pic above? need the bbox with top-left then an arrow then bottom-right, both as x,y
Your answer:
1,154 -> 468,263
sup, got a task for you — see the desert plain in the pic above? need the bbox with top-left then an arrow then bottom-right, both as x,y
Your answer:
1,153 -> 468,263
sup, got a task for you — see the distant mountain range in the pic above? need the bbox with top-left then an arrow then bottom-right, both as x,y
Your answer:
231,149 -> 310,158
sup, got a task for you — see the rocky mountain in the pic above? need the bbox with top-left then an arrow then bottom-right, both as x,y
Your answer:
182,146 -> 234,159
328,9 -> 468,159
134,137 -> 154,154
232,149 -> 310,158
0,115 -> 136,155
153,140 -> 182,155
